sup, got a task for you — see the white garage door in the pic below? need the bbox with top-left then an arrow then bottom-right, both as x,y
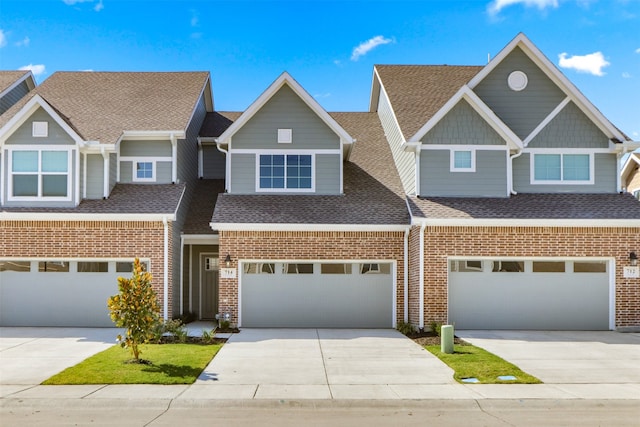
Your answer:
0,259 -> 145,327
449,259 -> 611,330
240,261 -> 394,328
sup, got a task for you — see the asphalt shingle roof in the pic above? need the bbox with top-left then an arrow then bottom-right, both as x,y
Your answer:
199,111 -> 242,137
1,184 -> 185,215
183,179 -> 225,234
0,72 -> 210,144
408,193 -> 640,220
0,70 -> 31,94
375,65 -> 482,140
210,112 -> 409,226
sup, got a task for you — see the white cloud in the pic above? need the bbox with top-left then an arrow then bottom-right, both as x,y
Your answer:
190,10 -> 199,27
314,93 -> 331,99
62,0 -> 92,4
351,35 -> 393,61
622,72 -> 632,78
558,51 -> 610,76
16,36 -> 30,47
636,48 -> 640,54
94,0 -> 104,12
19,64 -> 46,76
487,0 -> 559,15
0,29 -> 7,48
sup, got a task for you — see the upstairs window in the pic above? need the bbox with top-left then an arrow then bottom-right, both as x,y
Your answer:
133,161 -> 155,182
532,153 -> 593,184
9,149 -> 71,200
258,154 -> 313,191
450,150 -> 475,172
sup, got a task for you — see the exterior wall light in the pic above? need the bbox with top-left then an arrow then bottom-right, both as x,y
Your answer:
224,253 -> 232,268
630,252 -> 638,267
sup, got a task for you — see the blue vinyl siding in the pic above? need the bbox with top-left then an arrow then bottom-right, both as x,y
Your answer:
86,154 -> 104,199
474,47 -> 566,140
0,80 -> 31,115
232,85 -> 339,150
420,149 -> 508,197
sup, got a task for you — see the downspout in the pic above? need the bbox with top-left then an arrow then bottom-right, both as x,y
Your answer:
403,227 -> 410,323
215,141 -> 230,192
179,235 -> 184,316
419,222 -> 427,331
162,216 -> 169,321
616,152 -> 622,193
101,147 -> 109,199
170,133 -> 178,184
509,149 -> 523,195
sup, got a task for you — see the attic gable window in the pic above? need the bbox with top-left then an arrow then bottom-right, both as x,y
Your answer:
32,121 -> 48,138
277,129 -> 292,144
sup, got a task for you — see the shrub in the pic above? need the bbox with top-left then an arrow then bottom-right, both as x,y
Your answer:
107,258 -> 160,361
429,321 -> 443,336
201,328 -> 217,344
396,321 -> 414,336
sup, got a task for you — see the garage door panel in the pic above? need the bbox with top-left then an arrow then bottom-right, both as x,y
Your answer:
241,262 -> 393,328
1,271 -> 119,327
449,262 -> 610,330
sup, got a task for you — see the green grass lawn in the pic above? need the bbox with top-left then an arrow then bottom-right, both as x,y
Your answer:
43,343 -> 222,385
426,344 -> 541,384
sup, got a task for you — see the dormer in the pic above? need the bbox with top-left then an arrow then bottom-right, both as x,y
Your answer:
213,72 -> 354,194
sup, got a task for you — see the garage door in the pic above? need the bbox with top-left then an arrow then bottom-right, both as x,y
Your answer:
449,259 -> 611,330
0,259 -> 145,327
241,261 -> 394,328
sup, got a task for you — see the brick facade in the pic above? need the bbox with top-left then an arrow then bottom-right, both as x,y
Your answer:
409,225 -> 640,329
0,220 -> 173,315
218,230 -> 405,325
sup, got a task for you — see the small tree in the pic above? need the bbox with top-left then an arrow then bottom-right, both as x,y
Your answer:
107,258 -> 160,362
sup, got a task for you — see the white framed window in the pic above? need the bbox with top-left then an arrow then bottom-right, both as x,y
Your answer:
32,121 -> 48,137
633,189 -> 640,200
277,128 -> 292,144
283,263 -> 314,274
204,257 -> 219,271
133,161 -> 155,182
531,153 -> 594,185
257,153 -> 314,191
450,149 -> 476,172
8,148 -> 72,201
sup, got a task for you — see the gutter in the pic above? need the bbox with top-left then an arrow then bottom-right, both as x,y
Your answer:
215,140 -> 230,192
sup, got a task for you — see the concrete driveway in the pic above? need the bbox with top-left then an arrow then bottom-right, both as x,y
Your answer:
0,327 -> 120,385
187,328 -> 456,399
458,330 -> 640,385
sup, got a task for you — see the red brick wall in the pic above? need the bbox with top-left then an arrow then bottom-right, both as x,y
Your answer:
219,230 -> 405,325
0,220 -> 173,315
408,225 -> 640,329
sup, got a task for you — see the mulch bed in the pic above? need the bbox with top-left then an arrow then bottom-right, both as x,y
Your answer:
154,336 -> 228,345
405,330 -> 468,346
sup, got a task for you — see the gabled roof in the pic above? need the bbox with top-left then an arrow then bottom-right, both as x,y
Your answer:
199,111 -> 243,138
621,152 -> 640,184
0,70 -> 36,98
210,112 -> 408,230
215,72 -> 355,151
0,72 -> 212,145
0,94 -> 85,145
409,86 -> 522,149
372,65 -> 482,141
468,33 -> 628,142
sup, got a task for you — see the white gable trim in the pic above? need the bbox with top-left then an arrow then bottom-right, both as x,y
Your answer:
408,86 -> 523,150
0,71 -> 36,99
621,152 -> 640,183
373,67 -> 407,144
468,33 -> 626,142
0,94 -> 85,147
215,72 -> 355,148
523,96 -> 571,147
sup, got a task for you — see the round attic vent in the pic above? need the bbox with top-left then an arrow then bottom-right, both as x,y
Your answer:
507,71 -> 528,91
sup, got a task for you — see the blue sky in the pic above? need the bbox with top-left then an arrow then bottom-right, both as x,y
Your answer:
1,0 -> 638,139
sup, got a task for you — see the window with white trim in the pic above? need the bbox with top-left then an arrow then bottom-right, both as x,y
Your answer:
450,150 -> 475,172
532,153 -> 593,184
9,149 -> 71,200
133,161 -> 155,182
258,154 -> 313,191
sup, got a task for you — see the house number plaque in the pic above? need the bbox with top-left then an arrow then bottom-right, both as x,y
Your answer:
220,268 -> 237,279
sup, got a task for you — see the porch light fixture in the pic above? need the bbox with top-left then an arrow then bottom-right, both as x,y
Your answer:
630,252 -> 638,267
224,253 -> 232,268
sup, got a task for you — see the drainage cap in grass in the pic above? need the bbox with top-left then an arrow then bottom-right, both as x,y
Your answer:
461,378 -> 480,383
498,375 -> 517,381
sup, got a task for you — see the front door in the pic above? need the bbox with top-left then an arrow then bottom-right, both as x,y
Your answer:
200,255 -> 219,320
